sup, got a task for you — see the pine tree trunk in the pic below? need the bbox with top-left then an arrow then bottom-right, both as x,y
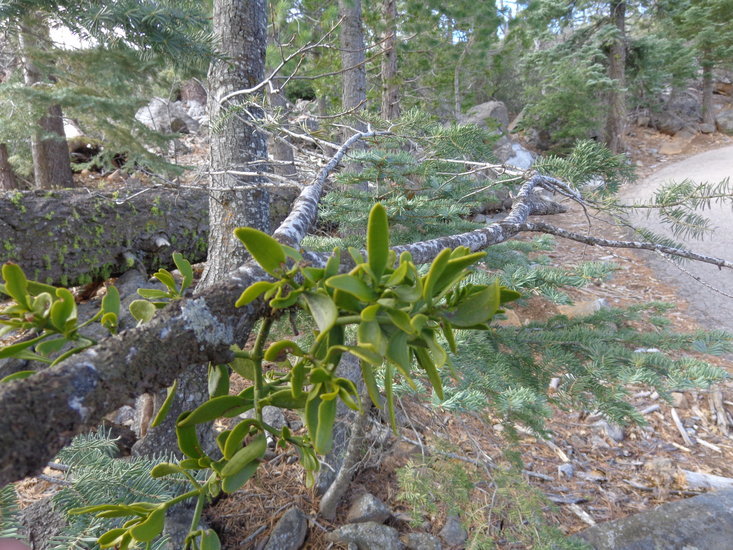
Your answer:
605,0 -> 627,153
200,0 -> 270,287
702,54 -> 715,126
339,0 -> 367,130
134,0 -> 270,465
0,144 -> 18,190
18,17 -> 73,190
380,0 -> 400,120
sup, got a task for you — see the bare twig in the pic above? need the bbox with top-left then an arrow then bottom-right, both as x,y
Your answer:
670,407 -> 695,447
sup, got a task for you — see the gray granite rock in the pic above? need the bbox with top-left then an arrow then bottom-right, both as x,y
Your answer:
403,532 -> 442,550
264,507 -> 308,550
346,493 -> 392,524
576,488 -> 733,549
439,515 -> 467,547
326,522 -> 403,550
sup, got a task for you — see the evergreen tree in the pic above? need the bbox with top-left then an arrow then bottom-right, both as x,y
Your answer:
0,0 -> 211,187
661,0 -> 733,126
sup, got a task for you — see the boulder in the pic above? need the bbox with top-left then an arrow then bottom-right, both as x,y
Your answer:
403,532 -> 442,550
135,97 -> 200,134
462,101 -> 509,133
179,79 -> 207,105
326,522 -> 403,550
439,515 -> 467,547
346,493 -> 392,524
716,108 -> 733,135
492,135 -> 514,162
651,90 -> 702,135
505,142 -> 534,170
576,488 -> 733,550
264,507 -> 308,550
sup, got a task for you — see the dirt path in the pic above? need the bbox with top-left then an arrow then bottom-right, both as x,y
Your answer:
620,146 -> 733,333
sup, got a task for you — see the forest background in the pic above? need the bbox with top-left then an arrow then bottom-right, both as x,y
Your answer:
2,0 -> 733,548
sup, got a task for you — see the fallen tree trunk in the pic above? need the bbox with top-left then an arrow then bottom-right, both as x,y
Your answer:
0,187 -> 209,286
0,184 -> 300,286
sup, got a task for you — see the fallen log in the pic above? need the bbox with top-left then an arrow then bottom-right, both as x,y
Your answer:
0,184 -> 300,286
0,186 -> 209,286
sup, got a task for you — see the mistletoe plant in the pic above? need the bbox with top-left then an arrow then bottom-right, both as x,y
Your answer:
0,253 -> 195,384
0,203 -> 518,549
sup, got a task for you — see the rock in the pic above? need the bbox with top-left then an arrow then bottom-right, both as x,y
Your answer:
575,488 -> 733,550
492,135 -> 514,162
462,101 -> 509,133
262,406 -> 287,431
716,108 -> 733,135
505,142 -> 534,170
714,81 -> 733,96
403,532 -> 442,550
651,90 -> 702,135
659,126 -> 697,155
439,515 -> 467,547
186,101 -> 208,125
558,463 -> 575,478
346,493 -> 392,524
699,122 -> 716,134
135,97 -> 200,134
326,522 -> 403,550
180,79 -> 207,105
670,392 -> 688,409
264,507 -> 308,550
593,419 -> 625,442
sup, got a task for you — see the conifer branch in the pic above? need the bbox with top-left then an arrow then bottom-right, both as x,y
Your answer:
518,221 -> 733,269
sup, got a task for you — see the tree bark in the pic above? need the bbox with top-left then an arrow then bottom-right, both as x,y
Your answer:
380,0 -> 400,120
0,185 -> 299,286
0,187 -> 207,285
199,0 -> 270,288
0,144 -> 18,190
605,0 -> 627,153
132,0 -> 271,487
702,54 -> 715,126
338,0 -> 368,131
18,17 -> 74,190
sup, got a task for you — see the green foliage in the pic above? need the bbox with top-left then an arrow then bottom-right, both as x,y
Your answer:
50,429 -> 190,550
0,1 -> 212,176
396,456 -> 588,549
450,303 -> 729,431
0,484 -> 23,540
518,43 -> 613,151
0,204 -> 519,548
534,139 -> 636,194
0,264 -> 119,370
626,34 -> 696,113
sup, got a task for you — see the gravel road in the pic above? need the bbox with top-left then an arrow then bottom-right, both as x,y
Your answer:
621,146 -> 733,332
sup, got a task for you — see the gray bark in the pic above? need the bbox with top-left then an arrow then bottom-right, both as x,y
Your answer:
0,187 -> 209,286
380,0 -> 400,120
19,17 -> 74,190
0,144 -> 18,190
130,5 -> 271,528
605,0 -> 627,153
338,0 -> 367,132
702,56 -> 715,126
199,0 -> 270,288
